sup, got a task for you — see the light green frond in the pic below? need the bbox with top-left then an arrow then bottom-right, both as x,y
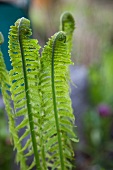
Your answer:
40,31 -> 77,169
8,18 -> 43,170
0,32 -> 27,169
60,12 -> 75,53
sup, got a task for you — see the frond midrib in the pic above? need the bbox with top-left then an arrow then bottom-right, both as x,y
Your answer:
51,32 -> 65,170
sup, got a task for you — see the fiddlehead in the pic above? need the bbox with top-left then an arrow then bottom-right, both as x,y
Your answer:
60,12 -> 75,53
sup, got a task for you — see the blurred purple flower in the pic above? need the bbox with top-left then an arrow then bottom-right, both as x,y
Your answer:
97,104 -> 111,117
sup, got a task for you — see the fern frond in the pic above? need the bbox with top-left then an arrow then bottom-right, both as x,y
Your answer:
40,31 -> 78,169
8,18 -> 43,170
0,32 -> 27,169
60,12 -> 75,53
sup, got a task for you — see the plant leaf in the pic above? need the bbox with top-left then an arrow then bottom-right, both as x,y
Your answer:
0,32 -> 27,169
40,31 -> 77,169
8,18 -> 43,170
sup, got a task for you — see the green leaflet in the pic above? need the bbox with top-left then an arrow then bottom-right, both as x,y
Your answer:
40,31 -> 77,169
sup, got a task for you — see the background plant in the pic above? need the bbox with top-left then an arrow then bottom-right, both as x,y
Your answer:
75,44 -> 113,170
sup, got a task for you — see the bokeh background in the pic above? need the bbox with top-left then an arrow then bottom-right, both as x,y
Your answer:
0,0 -> 113,170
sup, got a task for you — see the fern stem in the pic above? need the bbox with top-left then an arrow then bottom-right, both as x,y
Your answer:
51,33 -> 65,170
18,19 -> 41,170
41,142 -> 47,169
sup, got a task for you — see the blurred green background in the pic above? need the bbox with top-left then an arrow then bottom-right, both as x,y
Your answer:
0,0 -> 113,170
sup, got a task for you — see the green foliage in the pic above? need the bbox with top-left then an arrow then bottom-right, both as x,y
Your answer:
8,18 -> 41,169
0,108 -> 13,170
79,41 -> 113,169
0,30 -> 28,169
81,109 -> 113,169
0,12 -> 78,170
40,31 -> 77,170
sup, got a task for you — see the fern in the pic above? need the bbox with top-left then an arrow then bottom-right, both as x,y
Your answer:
8,18 -> 43,170
60,12 -> 75,53
0,32 -> 27,169
0,12 -> 78,170
40,30 -> 77,169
